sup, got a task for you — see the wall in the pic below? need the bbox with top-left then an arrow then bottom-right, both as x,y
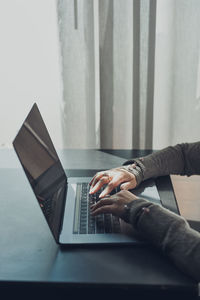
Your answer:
0,0 -> 63,148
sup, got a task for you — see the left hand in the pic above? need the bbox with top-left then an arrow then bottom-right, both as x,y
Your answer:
89,166 -> 137,198
90,190 -> 138,219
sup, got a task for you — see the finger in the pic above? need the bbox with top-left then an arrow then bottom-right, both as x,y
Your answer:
90,198 -> 113,211
90,171 -> 110,189
90,171 -> 110,186
99,175 -> 123,198
91,205 -> 114,216
89,171 -> 104,187
89,176 -> 110,194
120,179 -> 136,190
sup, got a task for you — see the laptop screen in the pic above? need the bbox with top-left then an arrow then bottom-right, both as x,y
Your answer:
13,103 -> 67,242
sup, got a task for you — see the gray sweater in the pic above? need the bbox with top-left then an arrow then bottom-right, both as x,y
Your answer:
124,142 -> 200,282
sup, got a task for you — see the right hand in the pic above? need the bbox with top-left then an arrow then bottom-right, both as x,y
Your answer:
89,166 -> 137,198
90,190 -> 138,219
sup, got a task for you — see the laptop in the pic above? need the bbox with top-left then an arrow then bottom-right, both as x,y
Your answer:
13,103 -> 162,245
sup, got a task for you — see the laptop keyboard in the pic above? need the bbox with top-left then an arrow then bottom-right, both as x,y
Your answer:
73,183 -> 121,234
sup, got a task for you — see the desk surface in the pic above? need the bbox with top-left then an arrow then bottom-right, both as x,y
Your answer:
0,149 -> 198,297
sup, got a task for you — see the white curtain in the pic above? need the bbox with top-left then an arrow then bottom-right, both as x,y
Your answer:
153,0 -> 200,148
57,0 -> 200,150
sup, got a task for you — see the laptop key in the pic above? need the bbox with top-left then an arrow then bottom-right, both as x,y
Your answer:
96,215 -> 104,233
104,214 -> 112,233
80,226 -> 87,234
112,216 -> 121,233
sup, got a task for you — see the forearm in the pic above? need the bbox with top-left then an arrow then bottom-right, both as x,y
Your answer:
124,142 -> 200,183
127,199 -> 200,281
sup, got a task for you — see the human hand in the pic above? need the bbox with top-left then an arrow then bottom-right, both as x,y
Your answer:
89,166 -> 137,198
90,190 -> 138,219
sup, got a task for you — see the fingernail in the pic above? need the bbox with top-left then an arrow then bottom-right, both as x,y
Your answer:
89,188 -> 94,194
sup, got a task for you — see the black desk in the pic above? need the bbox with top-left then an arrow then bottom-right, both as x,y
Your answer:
0,149 -> 198,298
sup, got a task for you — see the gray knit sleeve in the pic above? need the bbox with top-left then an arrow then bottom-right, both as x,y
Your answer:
124,199 -> 200,281
124,142 -> 200,181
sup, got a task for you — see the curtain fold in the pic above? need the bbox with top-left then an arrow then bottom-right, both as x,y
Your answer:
57,0 -> 97,148
153,0 -> 200,148
99,0 -> 134,149
57,0 -> 200,150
